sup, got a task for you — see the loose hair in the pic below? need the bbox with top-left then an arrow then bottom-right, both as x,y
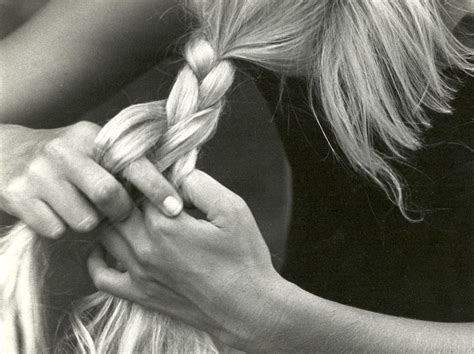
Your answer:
1,1 -> 472,353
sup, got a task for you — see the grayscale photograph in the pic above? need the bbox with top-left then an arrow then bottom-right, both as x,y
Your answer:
0,0 -> 473,352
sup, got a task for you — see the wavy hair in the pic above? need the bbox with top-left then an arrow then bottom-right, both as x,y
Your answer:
1,0 -> 472,353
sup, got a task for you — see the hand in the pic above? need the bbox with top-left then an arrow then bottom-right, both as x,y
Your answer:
88,170 -> 284,350
0,122 -> 183,238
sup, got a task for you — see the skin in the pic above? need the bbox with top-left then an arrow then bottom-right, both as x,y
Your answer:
0,0 -> 182,128
39,66 -> 290,342
0,0 -> 472,351
0,0 -> 290,261
0,122 -> 184,238
0,0 -> 186,236
90,170 -> 474,352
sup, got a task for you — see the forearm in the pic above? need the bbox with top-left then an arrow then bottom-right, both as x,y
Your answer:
0,0 -> 183,128
253,276 -> 473,352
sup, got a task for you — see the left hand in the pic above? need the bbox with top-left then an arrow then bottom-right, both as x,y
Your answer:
88,169 -> 284,350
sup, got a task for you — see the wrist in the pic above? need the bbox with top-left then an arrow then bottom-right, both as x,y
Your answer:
219,270 -> 294,353
250,275 -> 297,353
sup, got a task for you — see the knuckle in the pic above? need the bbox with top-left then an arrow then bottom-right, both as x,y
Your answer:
4,177 -> 27,201
225,194 -> 248,215
26,158 -> 48,178
43,138 -> 66,158
233,195 -> 248,211
130,267 -> 149,284
71,121 -> 100,136
92,179 -> 131,220
148,215 -> 166,235
135,245 -> 154,266
92,178 -> 121,206
92,271 -> 107,291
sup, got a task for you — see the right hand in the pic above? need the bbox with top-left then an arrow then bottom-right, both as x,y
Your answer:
0,121 -> 182,238
89,170 -> 281,350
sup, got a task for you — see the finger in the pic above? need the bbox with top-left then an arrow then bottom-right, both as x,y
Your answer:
13,199 -> 65,239
38,180 -> 99,233
97,225 -> 141,273
88,246 -> 198,318
180,169 -> 245,222
142,201 -> 199,238
134,280 -> 201,322
110,207 -> 154,251
123,157 -> 183,217
60,150 -> 133,221
107,207 -> 168,271
87,246 -> 140,301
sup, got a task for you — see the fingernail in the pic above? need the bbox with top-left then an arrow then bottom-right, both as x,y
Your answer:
163,196 -> 183,216
78,216 -> 98,231
50,224 -> 65,239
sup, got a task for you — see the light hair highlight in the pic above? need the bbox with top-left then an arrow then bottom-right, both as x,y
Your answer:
1,1 -> 472,353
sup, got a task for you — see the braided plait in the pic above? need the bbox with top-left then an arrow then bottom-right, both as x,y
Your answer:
95,37 -> 235,188
164,37 -> 235,185
63,37 -> 236,353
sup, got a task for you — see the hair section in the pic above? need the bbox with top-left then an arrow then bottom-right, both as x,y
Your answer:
0,1 -> 472,353
313,0 -> 473,214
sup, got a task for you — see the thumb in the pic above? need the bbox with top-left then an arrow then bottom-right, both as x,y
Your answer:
180,169 -> 243,222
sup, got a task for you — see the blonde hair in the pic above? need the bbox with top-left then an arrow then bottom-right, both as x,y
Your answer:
1,1 -> 472,353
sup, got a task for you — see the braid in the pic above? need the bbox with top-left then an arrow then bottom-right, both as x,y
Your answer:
95,37 -> 235,187
62,37 -> 235,353
2,1 -> 472,353
163,37 -> 235,185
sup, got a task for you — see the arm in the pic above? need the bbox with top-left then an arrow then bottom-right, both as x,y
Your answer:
80,62 -> 291,269
197,73 -> 291,270
0,0 -> 187,236
89,170 -> 473,353
36,65 -> 290,336
0,122 -> 183,237
0,0 -> 182,127
257,278 -> 474,352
